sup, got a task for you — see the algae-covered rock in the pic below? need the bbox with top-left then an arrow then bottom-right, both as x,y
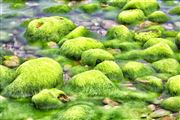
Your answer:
67,70 -> 116,96
60,37 -> 104,60
24,16 -> 76,43
152,58 -> 179,75
122,61 -> 154,80
143,43 -> 174,62
148,11 -> 170,23
81,49 -> 114,66
134,31 -> 160,43
118,9 -> 145,24
59,26 -> 89,46
58,105 -> 96,120
103,40 -> 141,51
176,32 -> 180,49
106,25 -> 133,40
0,65 -> 16,90
166,75 -> 180,96
135,76 -> 163,92
0,95 -> 8,112
161,96 -> 180,112
43,5 -> 71,14
3,57 -> 63,98
94,61 -> 124,81
69,65 -> 90,77
169,6 -> 180,15
144,38 -> 177,50
32,88 -> 67,110
123,0 -> 159,15
115,50 -> 143,60
107,0 -> 128,8
80,3 -> 100,14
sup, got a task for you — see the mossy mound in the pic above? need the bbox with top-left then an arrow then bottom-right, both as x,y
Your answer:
106,25 -> 133,40
24,16 -> 76,43
169,6 -> 180,15
152,58 -> 179,75
143,43 -> 174,62
107,0 -> 128,8
115,50 -> 143,60
69,65 -> 90,77
60,37 -> 104,60
135,76 -> 163,92
166,75 -> 180,96
3,57 -> 63,98
81,49 -> 114,66
80,3 -> 100,14
67,70 -> 116,96
122,61 -> 154,80
134,31 -> 160,43
59,26 -> 89,46
118,9 -> 145,24
123,0 -> 159,15
148,11 -> 170,23
161,96 -> 180,112
176,32 -> 180,49
104,40 -> 142,51
57,105 -> 96,120
94,61 -> 124,81
0,65 -> 16,90
32,88 -> 67,110
43,5 -> 71,14
144,38 -> 177,50
0,95 -> 8,112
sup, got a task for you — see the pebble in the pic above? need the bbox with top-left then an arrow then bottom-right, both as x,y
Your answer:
149,109 -> 171,118
101,20 -> 118,29
3,56 -> 20,68
0,31 -> 12,42
102,98 -> 120,107
148,104 -> 156,111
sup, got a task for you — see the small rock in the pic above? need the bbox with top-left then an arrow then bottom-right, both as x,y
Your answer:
101,20 -> 117,29
3,56 -> 20,67
0,31 -> 12,42
149,109 -> 171,118
47,41 -> 58,48
103,98 -> 119,107
148,104 -> 156,111
139,21 -> 156,29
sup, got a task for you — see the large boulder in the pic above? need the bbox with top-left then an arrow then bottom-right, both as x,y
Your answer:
60,37 -> 104,60
3,57 -> 63,98
166,75 -> 180,96
24,16 -> 76,43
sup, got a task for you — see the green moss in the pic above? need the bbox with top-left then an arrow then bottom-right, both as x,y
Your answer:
106,25 -> 133,40
115,50 -> 143,60
10,3 -> 25,9
169,6 -> 180,15
54,56 -> 77,66
20,18 -> 35,27
43,5 -> 71,14
66,70 -> 116,96
118,9 -> 145,24
0,96 -> 8,112
161,96 -> 180,112
58,105 -> 96,120
69,65 -> 90,77
0,65 -> 16,90
152,58 -> 179,75
166,75 -> 180,96
122,61 -> 154,80
35,48 -> 60,57
80,3 -> 100,14
148,11 -> 170,23
143,43 -> 174,62
24,16 -> 76,43
60,37 -> 104,60
146,25 -> 165,36
123,0 -> 159,15
94,61 -> 124,81
163,30 -> 178,37
144,38 -> 177,50
81,49 -> 114,66
32,88 -> 66,110
104,40 -> 142,51
135,76 -> 163,92
58,26 -> 89,46
2,57 -> 63,98
176,32 -> 180,49
107,0 -> 128,8
134,31 -> 160,43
